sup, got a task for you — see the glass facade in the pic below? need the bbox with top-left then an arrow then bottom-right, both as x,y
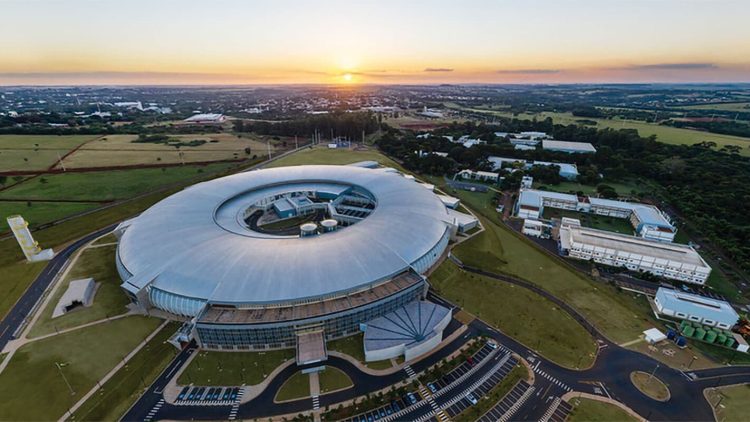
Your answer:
196,280 -> 426,350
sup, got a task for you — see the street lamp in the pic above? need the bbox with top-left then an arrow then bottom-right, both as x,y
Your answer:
55,362 -> 75,395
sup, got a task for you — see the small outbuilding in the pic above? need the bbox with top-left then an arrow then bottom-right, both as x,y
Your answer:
53,278 -> 96,318
643,328 -> 667,344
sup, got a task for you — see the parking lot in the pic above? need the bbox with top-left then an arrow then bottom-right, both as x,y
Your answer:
441,355 -> 518,417
477,380 -> 532,422
342,392 -> 423,422
175,386 -> 242,406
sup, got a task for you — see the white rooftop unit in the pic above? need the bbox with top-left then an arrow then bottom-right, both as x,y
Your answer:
300,223 -> 318,237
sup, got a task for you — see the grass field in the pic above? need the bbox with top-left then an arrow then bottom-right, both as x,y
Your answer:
267,145 -> 406,171
567,398 -> 638,422
446,104 -> 750,155
430,262 -> 597,368
70,322 -> 179,421
534,180 -> 650,197
0,163 -> 235,201
439,186 -> 657,344
630,371 -> 670,401
0,135 -> 100,172
0,201 -> 100,231
680,102 -> 750,112
707,384 -> 750,422
275,371 -> 310,402
319,366 -> 353,394
29,244 -> 129,338
327,333 -> 394,369
55,133 -> 276,169
542,208 -> 635,235
178,349 -> 295,386
0,315 -> 162,421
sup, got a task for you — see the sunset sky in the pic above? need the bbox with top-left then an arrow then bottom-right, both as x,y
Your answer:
1,0 -> 749,85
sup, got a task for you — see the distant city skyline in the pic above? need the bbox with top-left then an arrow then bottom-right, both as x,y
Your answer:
2,0 -> 749,85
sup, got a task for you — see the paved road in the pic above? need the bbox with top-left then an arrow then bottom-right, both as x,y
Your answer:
0,224 -> 117,352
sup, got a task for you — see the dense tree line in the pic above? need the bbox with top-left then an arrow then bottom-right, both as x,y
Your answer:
237,112 -> 379,140
667,119 -> 750,138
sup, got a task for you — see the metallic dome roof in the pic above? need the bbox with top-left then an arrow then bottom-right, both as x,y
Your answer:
117,165 -> 453,306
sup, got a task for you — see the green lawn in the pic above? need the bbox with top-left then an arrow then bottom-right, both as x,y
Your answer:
680,102 -> 750,112
709,384 -> 750,422
0,315 -> 162,421
541,208 -> 635,235
70,322 -> 179,422
431,262 -> 597,368
567,398 -> 638,422
90,233 -> 118,246
327,333 -> 394,369
535,180 -> 649,197
319,366 -> 353,394
178,349 -> 295,386
275,371 -> 310,402
0,163 -> 235,201
0,135 -> 99,149
267,146 -> 406,171
0,201 -> 101,232
440,187 -> 658,344
29,244 -> 129,338
454,365 -> 527,422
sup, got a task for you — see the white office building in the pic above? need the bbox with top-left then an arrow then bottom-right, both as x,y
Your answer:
653,288 -> 738,329
558,219 -> 711,284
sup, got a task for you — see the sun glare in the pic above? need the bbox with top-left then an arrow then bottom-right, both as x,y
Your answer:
343,73 -> 353,82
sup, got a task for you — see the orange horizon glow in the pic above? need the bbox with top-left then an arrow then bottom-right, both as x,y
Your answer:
1,0 -> 749,85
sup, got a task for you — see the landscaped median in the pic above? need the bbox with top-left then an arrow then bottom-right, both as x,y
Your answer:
453,364 -> 529,422
0,315 -> 162,421
567,397 -> 639,422
430,261 -> 597,369
327,333 -> 395,370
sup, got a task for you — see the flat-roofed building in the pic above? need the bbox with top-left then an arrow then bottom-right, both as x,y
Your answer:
542,140 -> 597,154
183,113 -> 226,124
517,189 -> 676,242
488,156 -> 579,180
558,219 -> 711,284
653,288 -> 738,329
457,169 -> 500,183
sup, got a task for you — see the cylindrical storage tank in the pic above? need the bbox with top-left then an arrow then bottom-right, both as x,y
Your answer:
321,219 -> 338,233
300,223 -> 318,237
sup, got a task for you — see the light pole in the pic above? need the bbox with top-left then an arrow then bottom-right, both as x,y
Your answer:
648,363 -> 660,385
55,362 -> 75,395
688,355 -> 697,369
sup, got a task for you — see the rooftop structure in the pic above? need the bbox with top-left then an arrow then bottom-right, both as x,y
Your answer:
457,169 -> 500,183
559,219 -> 710,284
116,165 -> 459,350
488,156 -> 579,180
654,288 -> 738,329
516,189 -> 676,242
542,140 -> 597,154
7,215 -> 54,262
364,301 -> 451,362
52,278 -> 96,318
183,113 -> 226,124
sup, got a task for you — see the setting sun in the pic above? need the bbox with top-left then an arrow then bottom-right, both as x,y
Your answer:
342,73 -> 353,82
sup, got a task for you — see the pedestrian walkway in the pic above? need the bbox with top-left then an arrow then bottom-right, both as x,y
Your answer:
144,398 -> 165,422
404,364 -> 417,378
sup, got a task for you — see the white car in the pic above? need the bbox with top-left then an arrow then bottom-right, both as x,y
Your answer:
487,340 -> 498,349
466,393 -> 478,405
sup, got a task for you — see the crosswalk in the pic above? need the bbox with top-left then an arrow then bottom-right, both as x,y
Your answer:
539,397 -> 561,422
404,364 -> 417,378
144,398 -> 164,422
532,362 -> 572,392
228,389 -> 244,420
417,385 -> 448,422
312,395 -> 320,411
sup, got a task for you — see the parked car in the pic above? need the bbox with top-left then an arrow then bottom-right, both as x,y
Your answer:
466,393 -> 478,405
428,383 -> 437,393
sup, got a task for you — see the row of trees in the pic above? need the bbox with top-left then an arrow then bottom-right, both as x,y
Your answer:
236,112 -> 380,140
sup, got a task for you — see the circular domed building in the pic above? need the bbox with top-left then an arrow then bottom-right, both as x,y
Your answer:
116,164 -> 469,352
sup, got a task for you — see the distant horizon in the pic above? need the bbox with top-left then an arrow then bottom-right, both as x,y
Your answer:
2,0 -> 749,85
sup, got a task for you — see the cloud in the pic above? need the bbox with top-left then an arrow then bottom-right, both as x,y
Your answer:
495,68 -> 560,74
621,62 -> 718,70
424,68 -> 454,72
